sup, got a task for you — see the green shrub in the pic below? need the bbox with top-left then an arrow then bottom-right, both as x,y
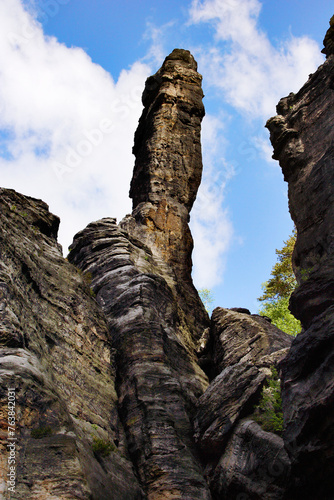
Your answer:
31,426 -> 53,439
253,367 -> 284,435
92,437 -> 116,457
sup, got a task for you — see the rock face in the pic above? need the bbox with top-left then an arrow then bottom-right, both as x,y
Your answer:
0,189 -> 142,499
121,48 -> 208,341
266,19 -> 334,500
66,50 -> 212,498
207,308 -> 292,378
1,26 -> 334,498
68,218 -> 210,500
193,308 -> 291,499
211,419 -> 290,500
69,49 -> 210,500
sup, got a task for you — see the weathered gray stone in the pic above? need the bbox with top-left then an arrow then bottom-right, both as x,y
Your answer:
207,308 -> 291,378
210,419 -> 290,500
1,25 -> 334,498
193,349 -> 289,459
68,218 -> 211,500
279,308 -> 334,500
193,306 -> 291,500
322,15 -> 334,58
122,48 -> 209,343
0,188 -> 142,499
266,55 -> 334,330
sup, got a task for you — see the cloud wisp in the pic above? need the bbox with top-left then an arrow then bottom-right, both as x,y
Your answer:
0,0 -> 151,251
189,0 -> 323,118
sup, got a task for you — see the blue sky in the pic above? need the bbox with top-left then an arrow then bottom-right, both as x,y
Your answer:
0,0 -> 332,313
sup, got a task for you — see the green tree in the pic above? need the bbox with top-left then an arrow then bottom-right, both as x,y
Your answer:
258,230 -> 301,336
253,367 -> 284,435
198,288 -> 214,314
258,229 -> 297,302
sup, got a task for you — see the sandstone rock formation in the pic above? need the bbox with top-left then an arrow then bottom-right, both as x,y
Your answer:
1,24 -> 334,498
121,48 -> 208,341
0,189 -> 142,499
194,307 -> 291,499
266,18 -> 334,500
67,49 -> 212,499
210,419 -> 290,500
68,218 -> 211,499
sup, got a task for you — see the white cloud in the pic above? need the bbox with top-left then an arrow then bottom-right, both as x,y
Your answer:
191,114 -> 234,288
189,0 -> 323,118
0,0 -> 151,252
143,20 -> 176,67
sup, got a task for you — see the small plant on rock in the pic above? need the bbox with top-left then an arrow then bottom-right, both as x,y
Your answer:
253,367 -> 284,435
31,426 -> 53,439
92,437 -> 116,457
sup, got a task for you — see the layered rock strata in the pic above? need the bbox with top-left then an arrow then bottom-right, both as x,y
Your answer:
121,48 -> 208,341
194,307 -> 291,499
0,189 -> 142,499
2,27 -> 334,498
68,218 -> 211,499
67,49 -> 212,499
266,20 -> 334,499
211,419 -> 290,500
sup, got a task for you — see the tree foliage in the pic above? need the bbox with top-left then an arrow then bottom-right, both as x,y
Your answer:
258,230 -> 301,336
258,230 -> 297,302
198,288 -> 214,314
259,296 -> 301,336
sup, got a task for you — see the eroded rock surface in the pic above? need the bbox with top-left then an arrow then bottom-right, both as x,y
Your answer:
194,308 -> 290,452
207,308 -> 291,378
193,307 -> 291,498
68,218 -> 211,500
65,50 -> 214,499
266,20 -> 334,499
1,25 -> 334,498
121,48 -> 208,342
0,189 -> 141,499
211,419 -> 290,500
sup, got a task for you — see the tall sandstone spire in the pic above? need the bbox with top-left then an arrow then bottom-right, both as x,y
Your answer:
121,48 -> 208,341
68,49 -> 211,499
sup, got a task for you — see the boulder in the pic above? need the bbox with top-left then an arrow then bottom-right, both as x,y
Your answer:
210,419 -> 290,500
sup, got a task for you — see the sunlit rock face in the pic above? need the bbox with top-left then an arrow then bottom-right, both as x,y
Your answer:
266,19 -> 334,500
67,49 -> 212,499
69,218 -> 211,500
121,48 -> 208,343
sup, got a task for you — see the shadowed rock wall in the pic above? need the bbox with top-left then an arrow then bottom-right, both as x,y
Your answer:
0,189 -> 142,499
266,19 -> 334,500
